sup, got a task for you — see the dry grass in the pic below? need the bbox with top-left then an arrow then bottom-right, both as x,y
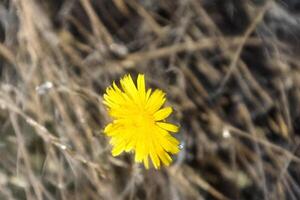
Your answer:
1,0 -> 300,199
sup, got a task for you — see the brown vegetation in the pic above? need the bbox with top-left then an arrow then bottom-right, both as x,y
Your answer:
1,0 -> 300,199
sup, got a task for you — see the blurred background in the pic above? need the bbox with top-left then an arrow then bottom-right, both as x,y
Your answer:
1,0 -> 300,199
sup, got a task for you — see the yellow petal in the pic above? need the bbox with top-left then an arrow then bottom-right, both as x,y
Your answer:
146,89 -> 166,113
160,136 -> 180,154
154,138 -> 172,166
120,74 -> 138,100
112,140 -> 125,156
137,74 -> 146,102
113,81 -> 121,92
143,157 -> 149,169
154,107 -> 172,121
156,122 -> 179,132
150,141 -> 160,169
104,123 -> 121,136
158,152 -> 172,166
146,89 -> 152,101
135,142 -> 144,162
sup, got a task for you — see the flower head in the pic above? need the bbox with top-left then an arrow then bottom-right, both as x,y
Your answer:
103,74 -> 180,169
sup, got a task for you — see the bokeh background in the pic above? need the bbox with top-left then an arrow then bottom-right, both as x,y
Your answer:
1,0 -> 300,199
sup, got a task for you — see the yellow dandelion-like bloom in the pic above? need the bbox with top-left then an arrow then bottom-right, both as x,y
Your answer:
103,74 -> 180,169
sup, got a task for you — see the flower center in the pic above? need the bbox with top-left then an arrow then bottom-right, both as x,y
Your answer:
133,110 -> 155,129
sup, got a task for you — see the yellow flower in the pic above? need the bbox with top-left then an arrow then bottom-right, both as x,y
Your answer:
103,74 -> 180,169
